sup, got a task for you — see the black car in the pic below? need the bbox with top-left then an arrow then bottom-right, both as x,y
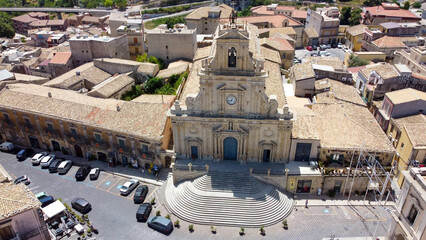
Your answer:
136,203 -> 152,222
14,175 -> 30,185
133,185 -> 149,204
16,148 -> 34,161
75,166 -> 91,181
39,195 -> 55,207
48,159 -> 63,173
71,198 -> 92,214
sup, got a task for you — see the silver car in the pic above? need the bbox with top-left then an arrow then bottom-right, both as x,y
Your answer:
40,154 -> 56,168
58,160 -> 72,175
31,152 -> 47,166
120,179 -> 140,196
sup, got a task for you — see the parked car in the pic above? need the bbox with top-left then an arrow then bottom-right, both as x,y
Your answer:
337,43 -> 343,49
14,175 -> 30,185
310,52 -> 319,57
136,203 -> 152,222
0,142 -> 14,152
39,195 -> 55,207
16,148 -> 34,161
48,159 -> 64,173
133,185 -> 149,204
147,216 -> 173,235
35,191 -> 48,200
31,152 -> 47,166
40,154 -> 56,169
58,160 -> 72,175
326,44 -> 331,49
320,51 -> 331,57
120,179 -> 140,196
89,168 -> 100,180
75,166 -> 91,181
71,198 -> 92,214
319,44 -> 327,50
306,46 -> 313,51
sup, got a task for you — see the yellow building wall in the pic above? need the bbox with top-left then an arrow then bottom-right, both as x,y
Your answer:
386,120 -> 418,187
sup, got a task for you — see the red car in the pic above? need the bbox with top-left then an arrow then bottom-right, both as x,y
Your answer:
306,46 -> 313,51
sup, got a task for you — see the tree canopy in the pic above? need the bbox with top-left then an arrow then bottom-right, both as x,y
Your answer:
348,54 -> 370,67
0,13 -> 15,38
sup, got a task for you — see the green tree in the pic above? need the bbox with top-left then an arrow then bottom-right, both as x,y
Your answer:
340,6 -> 351,25
144,77 -> 163,94
402,1 -> 410,10
237,8 -> 251,17
412,2 -> 421,8
0,13 -> 15,38
114,0 -> 127,10
104,0 -> 113,7
349,8 -> 362,26
348,54 -> 370,67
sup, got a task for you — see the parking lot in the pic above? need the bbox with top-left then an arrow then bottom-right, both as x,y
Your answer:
0,151 -> 174,240
295,47 -> 347,62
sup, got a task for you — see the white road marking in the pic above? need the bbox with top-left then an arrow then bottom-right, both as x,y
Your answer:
29,185 -> 40,191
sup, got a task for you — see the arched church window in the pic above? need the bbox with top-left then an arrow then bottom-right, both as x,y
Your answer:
228,47 -> 237,68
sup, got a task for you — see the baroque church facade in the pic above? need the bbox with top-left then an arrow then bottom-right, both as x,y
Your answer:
169,20 -> 294,163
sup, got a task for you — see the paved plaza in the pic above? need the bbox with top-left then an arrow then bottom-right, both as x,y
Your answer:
1,151 -> 393,240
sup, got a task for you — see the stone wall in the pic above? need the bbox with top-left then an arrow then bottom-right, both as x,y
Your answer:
251,173 -> 288,192
172,163 -> 207,184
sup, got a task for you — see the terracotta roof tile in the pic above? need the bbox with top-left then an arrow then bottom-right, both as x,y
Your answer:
12,14 -> 38,23
364,5 -> 421,20
0,182 -> 40,221
49,52 -> 72,65
232,15 -> 302,28
372,36 -> 406,48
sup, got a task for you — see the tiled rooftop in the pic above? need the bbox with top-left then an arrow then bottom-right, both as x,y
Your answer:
0,182 -> 40,221
385,88 -> 426,105
0,83 -> 170,141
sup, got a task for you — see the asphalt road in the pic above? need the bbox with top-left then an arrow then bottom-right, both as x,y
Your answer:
0,151 -> 173,240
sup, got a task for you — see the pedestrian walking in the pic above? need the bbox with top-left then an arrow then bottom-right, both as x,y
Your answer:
305,199 -> 308,208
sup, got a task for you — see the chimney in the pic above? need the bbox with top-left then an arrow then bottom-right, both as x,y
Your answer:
116,104 -> 120,111
76,71 -> 80,76
48,92 -> 52,98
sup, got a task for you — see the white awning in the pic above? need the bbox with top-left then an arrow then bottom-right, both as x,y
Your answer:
41,200 -> 66,219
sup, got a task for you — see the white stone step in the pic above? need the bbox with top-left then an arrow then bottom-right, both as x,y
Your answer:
165,171 -> 293,227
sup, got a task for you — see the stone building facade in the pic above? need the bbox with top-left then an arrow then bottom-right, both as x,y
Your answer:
0,84 -> 174,168
169,22 -> 294,163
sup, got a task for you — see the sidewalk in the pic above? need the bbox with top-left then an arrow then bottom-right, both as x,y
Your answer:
294,199 -> 395,207
53,152 -> 166,186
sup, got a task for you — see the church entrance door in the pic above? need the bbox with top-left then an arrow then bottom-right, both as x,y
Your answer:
223,137 -> 238,160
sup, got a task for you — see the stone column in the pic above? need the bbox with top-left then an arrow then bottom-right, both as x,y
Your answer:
82,126 -> 88,139
285,168 -> 289,191
59,120 -> 68,150
130,137 -> 136,157
108,132 -> 114,151
172,122 -> 179,155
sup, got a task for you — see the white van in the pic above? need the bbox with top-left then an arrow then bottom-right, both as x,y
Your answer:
58,160 -> 72,175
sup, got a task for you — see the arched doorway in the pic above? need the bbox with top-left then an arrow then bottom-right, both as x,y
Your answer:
51,140 -> 61,152
223,137 -> 238,160
74,145 -> 83,158
165,156 -> 172,168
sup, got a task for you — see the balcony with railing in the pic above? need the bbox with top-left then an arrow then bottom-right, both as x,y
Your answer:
114,144 -> 132,155
43,127 -> 61,138
90,138 -> 109,148
65,132 -> 87,144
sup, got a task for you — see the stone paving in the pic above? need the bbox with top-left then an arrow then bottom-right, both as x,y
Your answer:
154,177 -> 393,240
